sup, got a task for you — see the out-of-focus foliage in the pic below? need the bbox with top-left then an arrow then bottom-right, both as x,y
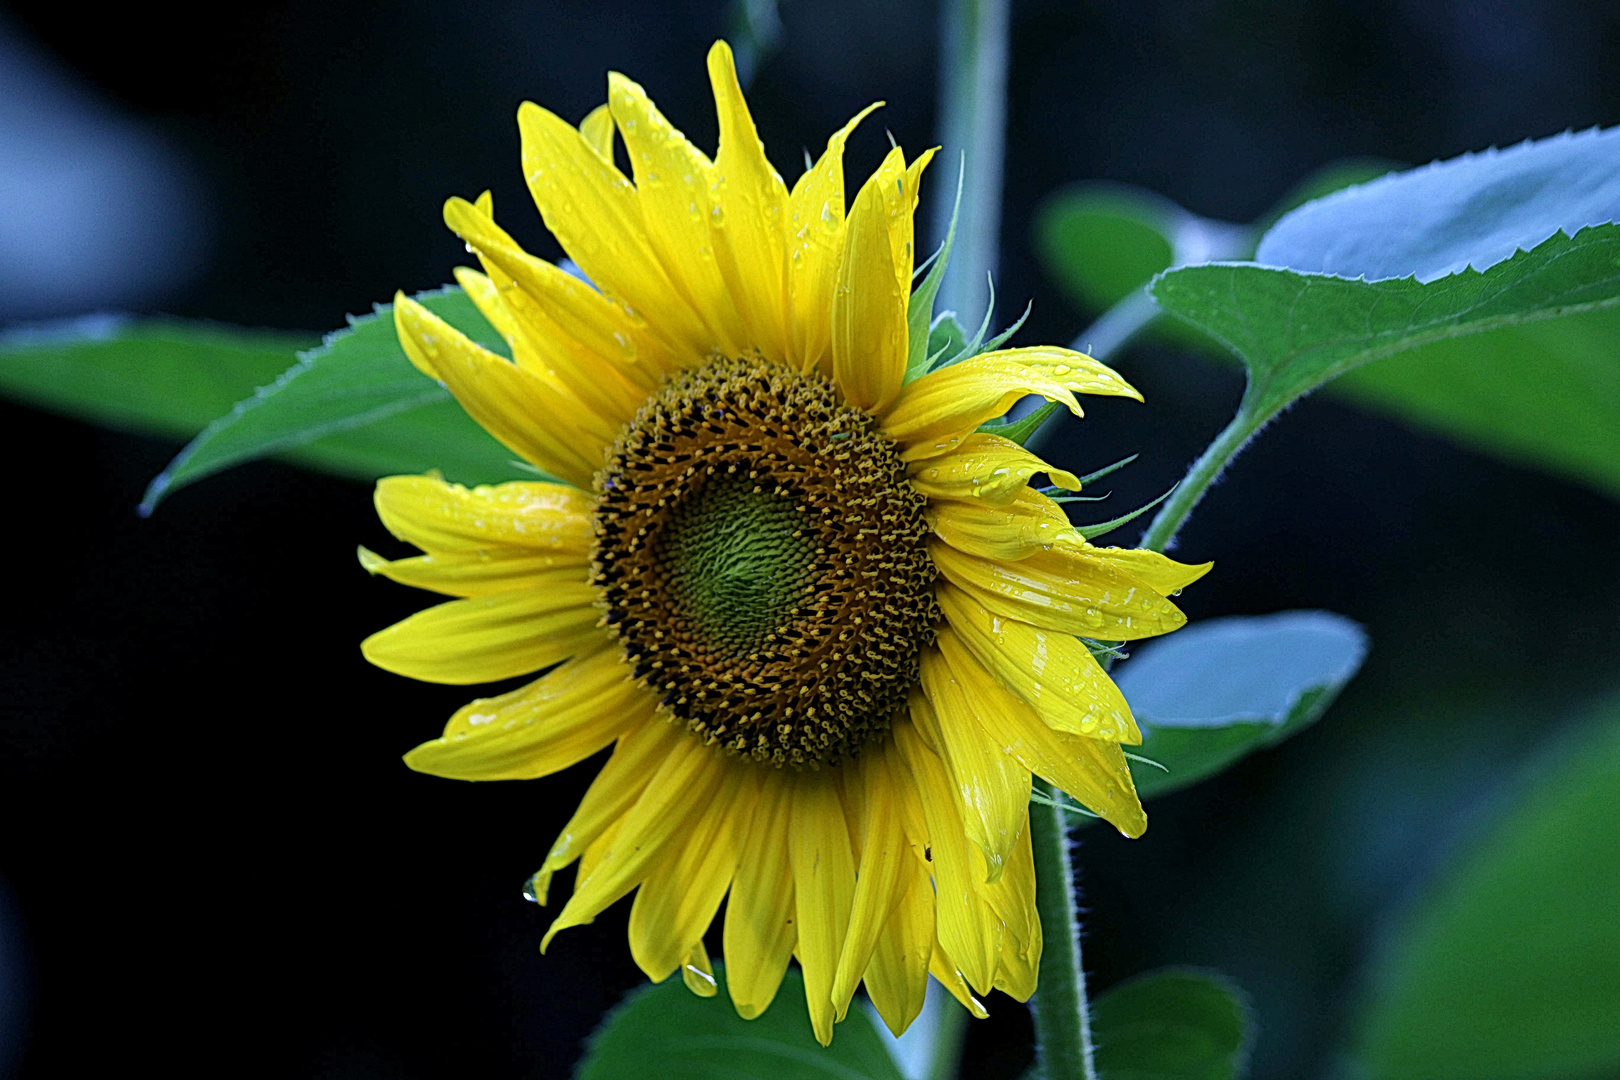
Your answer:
1115,612 -> 1368,801
574,963 -> 902,1080
1091,969 -> 1253,1080
1350,695 -> 1620,1080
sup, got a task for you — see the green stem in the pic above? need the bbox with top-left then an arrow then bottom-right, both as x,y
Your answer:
1137,401 -> 1267,554
933,0 -> 1011,323
1029,778 -> 1097,1080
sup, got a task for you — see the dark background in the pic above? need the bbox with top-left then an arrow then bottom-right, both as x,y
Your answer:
2,1 -> 1618,1077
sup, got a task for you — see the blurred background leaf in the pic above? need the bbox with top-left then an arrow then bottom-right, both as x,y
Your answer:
1348,693 -> 1620,1080
1115,612 -> 1368,801
1091,969 -> 1253,1080
574,964 -> 903,1080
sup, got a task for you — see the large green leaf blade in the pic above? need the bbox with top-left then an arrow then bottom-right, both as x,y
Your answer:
575,964 -> 904,1080
1091,969 -> 1253,1080
1350,695 -> 1620,1080
1115,611 -> 1368,800
140,286 -> 531,513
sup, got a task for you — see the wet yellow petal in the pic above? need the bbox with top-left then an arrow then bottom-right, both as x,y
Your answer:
393,293 -> 605,486
682,940 -> 719,997
628,764 -> 753,983
832,744 -> 910,1016
918,642 -> 1032,883
786,102 -> 882,375
926,487 -> 1085,561
909,432 -> 1081,505
373,475 -> 593,556
578,104 -> 615,160
358,545 -> 586,598
832,147 -> 908,413
789,771 -> 857,1046
982,823 -> 1041,1000
608,71 -> 748,358
544,733 -> 727,949
883,347 -> 1142,458
706,40 -> 791,362
862,853 -> 934,1036
517,100 -> 716,360
1086,546 -> 1214,596
723,774 -> 798,1020
892,719 -> 997,995
928,937 -> 990,1020
360,585 -> 601,685
937,582 -> 1140,743
931,540 -> 1190,640
402,642 -> 648,780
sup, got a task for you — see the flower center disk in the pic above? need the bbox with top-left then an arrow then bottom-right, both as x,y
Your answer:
591,357 -> 939,767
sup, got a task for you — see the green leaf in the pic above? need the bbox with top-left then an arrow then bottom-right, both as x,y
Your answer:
575,963 -> 904,1080
1035,183 -> 1183,311
1150,224 -> 1620,493
1091,969 -> 1253,1080
1351,694 -> 1620,1080
1258,126 -> 1620,282
1113,611 -> 1368,800
0,315 -> 314,439
141,286 -> 533,514
905,166 -> 962,383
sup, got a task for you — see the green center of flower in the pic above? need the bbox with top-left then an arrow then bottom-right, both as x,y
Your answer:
591,356 -> 940,768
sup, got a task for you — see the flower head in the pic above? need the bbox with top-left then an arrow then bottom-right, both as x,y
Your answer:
361,40 -> 1209,1043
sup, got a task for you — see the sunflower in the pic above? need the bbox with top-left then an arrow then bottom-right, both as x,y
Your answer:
359,40 -> 1209,1044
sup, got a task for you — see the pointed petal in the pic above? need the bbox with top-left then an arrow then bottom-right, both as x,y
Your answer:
982,823 -> 1041,1000
789,771 -> 857,1046
832,743 -> 911,1014
931,540 -> 1190,640
393,294 -> 605,486
832,147 -> 908,413
926,487 -> 1086,561
706,40 -> 791,361
578,104 -> 615,161
373,475 -> 593,556
402,643 -> 648,781
862,852 -> 934,1036
917,643 -> 1032,883
359,545 -> 587,598
361,585 -> 602,685
929,938 -> 990,1020
883,347 -> 1142,459
1085,546 -> 1214,595
682,939 -> 719,997
723,774 -> 799,1020
937,582 -> 1141,743
909,433 -> 1081,505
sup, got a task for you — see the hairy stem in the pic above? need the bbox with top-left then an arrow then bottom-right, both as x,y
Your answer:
1138,403 -> 1266,553
1029,778 -> 1097,1080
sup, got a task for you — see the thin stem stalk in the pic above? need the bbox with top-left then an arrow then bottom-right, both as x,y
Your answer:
1138,402 -> 1266,553
1029,778 -> 1097,1080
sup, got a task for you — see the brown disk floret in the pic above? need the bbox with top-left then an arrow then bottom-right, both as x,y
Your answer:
591,356 -> 940,767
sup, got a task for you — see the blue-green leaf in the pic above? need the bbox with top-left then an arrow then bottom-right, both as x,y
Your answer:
1350,694 -> 1620,1080
575,963 -> 904,1080
1114,611 -> 1368,799
141,286 -> 532,514
1092,969 -> 1254,1080
1258,126 -> 1620,282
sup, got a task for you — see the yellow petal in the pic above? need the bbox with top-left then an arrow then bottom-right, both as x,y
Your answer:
883,347 -> 1142,458
926,487 -> 1086,561
862,852 -> 934,1036
607,71 -> 748,360
832,147 -> 908,413
578,103 -> 615,161
360,585 -> 602,685
931,540 -> 1190,640
706,40 -> 791,362
358,545 -> 586,598
723,774 -> 798,1020
628,764 -> 753,982
917,642 -> 1032,883
373,475 -> 593,556
937,582 -> 1140,743
831,744 -> 911,1015
909,432 -> 1082,505
982,823 -> 1041,1000
393,294 -> 605,487
892,719 -> 998,995
402,642 -> 648,780
1086,546 -> 1214,596
928,937 -> 990,1020
517,100 -> 716,360
789,770 -> 858,1046
682,939 -> 719,997
787,102 -> 882,375
543,733 -> 727,949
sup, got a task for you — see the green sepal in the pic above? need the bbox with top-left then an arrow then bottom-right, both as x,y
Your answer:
975,399 -> 1061,447
1075,483 -> 1176,540
903,161 -> 962,384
